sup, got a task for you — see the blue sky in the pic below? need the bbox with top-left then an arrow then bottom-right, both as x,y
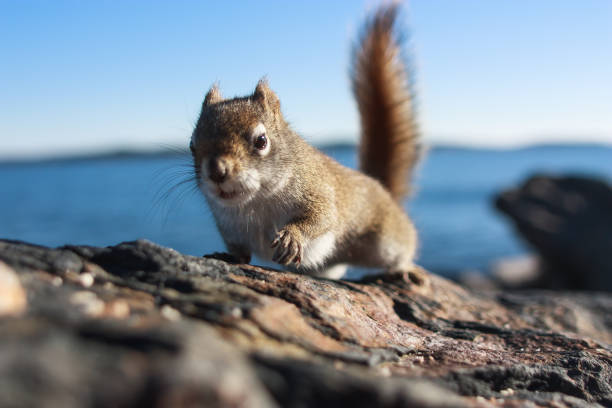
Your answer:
1,1 -> 611,158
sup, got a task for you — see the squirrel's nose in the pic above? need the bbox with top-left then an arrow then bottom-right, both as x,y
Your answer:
208,157 -> 229,183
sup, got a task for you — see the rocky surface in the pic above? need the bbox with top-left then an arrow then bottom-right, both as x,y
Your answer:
1,238 -> 611,408
496,174 -> 612,291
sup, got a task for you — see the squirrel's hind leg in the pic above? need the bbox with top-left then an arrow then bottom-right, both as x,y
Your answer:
375,223 -> 429,286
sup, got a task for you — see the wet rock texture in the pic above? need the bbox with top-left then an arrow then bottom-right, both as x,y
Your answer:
1,239 -> 611,408
496,174 -> 612,291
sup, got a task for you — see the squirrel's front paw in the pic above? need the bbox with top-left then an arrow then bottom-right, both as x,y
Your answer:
271,228 -> 303,266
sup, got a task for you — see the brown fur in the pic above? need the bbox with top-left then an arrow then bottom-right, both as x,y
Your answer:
352,4 -> 419,202
191,5 -> 422,280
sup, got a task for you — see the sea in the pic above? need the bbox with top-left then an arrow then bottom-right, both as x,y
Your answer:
1,144 -> 611,279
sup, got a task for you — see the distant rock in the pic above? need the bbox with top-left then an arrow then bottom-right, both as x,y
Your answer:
1,239 -> 611,407
496,174 -> 612,291
0,261 -> 26,317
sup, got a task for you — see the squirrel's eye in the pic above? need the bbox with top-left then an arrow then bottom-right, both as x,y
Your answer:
254,134 -> 267,150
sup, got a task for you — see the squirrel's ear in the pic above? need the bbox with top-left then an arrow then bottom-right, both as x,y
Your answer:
203,84 -> 223,107
253,79 -> 280,114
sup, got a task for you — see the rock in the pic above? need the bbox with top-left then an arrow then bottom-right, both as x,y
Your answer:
495,174 -> 612,291
1,238 -> 611,407
489,254 -> 542,289
0,261 -> 27,317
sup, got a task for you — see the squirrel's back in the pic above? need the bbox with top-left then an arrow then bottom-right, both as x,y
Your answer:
352,4 -> 419,202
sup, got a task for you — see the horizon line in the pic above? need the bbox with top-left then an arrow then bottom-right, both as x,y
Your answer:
1,140 -> 612,164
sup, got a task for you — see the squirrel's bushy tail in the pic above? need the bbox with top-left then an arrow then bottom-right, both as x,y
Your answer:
352,4 -> 419,202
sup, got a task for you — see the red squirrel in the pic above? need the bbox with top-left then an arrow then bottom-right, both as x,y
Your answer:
190,5 -> 422,282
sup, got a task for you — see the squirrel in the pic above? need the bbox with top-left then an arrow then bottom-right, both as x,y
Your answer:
190,5 -> 423,282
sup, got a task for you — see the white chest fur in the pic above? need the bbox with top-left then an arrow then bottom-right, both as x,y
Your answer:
209,198 -> 337,270
301,231 -> 336,269
210,198 -> 294,260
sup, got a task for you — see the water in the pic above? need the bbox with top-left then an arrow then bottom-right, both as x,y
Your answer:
1,145 -> 611,278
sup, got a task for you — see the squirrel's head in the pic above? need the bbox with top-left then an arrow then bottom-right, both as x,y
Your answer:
191,80 -> 291,207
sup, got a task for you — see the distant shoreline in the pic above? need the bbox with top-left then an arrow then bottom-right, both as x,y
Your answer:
1,142 -> 611,165
0,148 -> 188,166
